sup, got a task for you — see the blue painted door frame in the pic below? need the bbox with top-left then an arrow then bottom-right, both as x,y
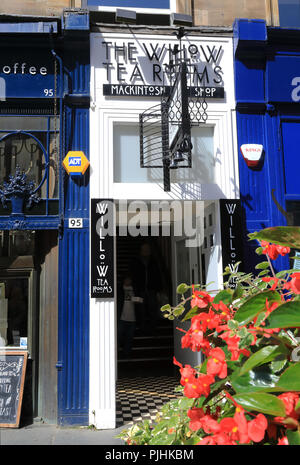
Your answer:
233,19 -> 300,273
57,104 -> 90,426
57,26 -> 90,425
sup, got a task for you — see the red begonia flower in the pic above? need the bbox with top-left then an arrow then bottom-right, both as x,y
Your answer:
191,289 -> 213,309
187,408 -> 205,431
247,413 -> 268,442
207,347 -> 227,379
284,272 -> 300,294
274,392 -> 300,428
261,241 -> 290,260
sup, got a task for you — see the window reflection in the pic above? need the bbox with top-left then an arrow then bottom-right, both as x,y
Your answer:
0,116 -> 59,200
0,132 -> 45,188
0,231 -> 35,257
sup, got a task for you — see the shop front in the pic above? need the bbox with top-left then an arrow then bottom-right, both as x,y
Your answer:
234,19 -> 300,273
89,26 -> 240,429
0,11 -> 90,426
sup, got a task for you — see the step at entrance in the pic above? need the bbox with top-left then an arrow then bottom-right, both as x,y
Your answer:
118,318 -> 175,377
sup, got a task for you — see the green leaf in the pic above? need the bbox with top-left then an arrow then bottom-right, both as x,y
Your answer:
160,304 -> 171,312
255,261 -> 270,270
234,291 -> 282,326
287,430 -> 300,445
255,312 -> 267,327
177,283 -> 189,294
184,436 -> 202,445
232,392 -> 286,416
181,306 -> 199,322
264,300 -> 300,329
239,333 -> 255,348
238,345 -> 288,376
276,362 -> 300,391
276,269 -> 298,278
249,226 -> 300,249
228,319 -> 239,330
255,247 -> 263,256
173,305 -> 185,317
232,284 -> 244,301
213,289 -> 233,305
258,270 -> 270,277
271,357 -> 288,374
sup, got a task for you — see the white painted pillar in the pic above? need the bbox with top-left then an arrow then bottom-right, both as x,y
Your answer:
89,103 -> 117,429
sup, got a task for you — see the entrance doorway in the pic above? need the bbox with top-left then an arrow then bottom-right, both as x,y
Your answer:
116,232 -> 174,378
0,230 -> 58,424
114,201 -> 221,427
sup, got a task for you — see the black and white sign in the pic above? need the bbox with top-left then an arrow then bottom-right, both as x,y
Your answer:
97,37 -> 226,99
103,84 -> 224,98
91,199 -> 115,298
219,199 -> 244,289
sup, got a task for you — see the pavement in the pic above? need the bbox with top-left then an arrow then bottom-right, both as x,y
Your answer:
0,421 -> 126,446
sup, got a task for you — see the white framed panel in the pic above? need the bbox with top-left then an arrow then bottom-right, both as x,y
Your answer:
91,106 -> 238,201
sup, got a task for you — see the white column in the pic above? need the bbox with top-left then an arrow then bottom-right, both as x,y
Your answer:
89,104 -> 117,429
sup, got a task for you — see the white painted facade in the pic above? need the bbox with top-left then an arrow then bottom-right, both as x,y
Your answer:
89,30 -> 239,429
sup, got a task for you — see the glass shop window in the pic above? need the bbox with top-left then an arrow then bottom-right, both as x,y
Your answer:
113,123 -> 214,183
0,115 -> 59,208
279,0 -> 300,27
0,231 -> 35,257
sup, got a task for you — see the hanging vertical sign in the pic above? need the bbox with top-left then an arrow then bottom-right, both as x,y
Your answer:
219,199 -> 244,289
91,199 -> 115,298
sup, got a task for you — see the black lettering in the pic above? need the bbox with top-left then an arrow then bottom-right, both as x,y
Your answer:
117,63 -> 126,82
130,64 -> 145,83
102,41 -> 112,60
143,43 -> 166,61
114,42 -> 127,61
213,65 -> 223,84
128,42 -> 138,62
153,64 -> 162,82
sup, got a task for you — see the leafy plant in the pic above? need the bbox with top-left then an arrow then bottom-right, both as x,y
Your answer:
117,227 -> 300,445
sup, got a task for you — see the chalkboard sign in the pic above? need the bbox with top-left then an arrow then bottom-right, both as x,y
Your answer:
0,351 -> 28,428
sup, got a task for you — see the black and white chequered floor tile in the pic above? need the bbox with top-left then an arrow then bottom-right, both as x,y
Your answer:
116,376 -> 179,427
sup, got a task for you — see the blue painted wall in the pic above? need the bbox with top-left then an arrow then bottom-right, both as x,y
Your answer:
57,21 -> 90,426
233,19 -> 299,273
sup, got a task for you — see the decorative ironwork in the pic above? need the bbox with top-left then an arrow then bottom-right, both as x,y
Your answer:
139,28 -> 209,192
0,165 -> 40,214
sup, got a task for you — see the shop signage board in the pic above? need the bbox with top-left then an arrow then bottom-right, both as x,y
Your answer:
219,199 -> 244,289
93,34 -> 226,100
267,55 -> 300,103
0,50 -> 58,99
0,351 -> 28,428
91,199 -> 115,298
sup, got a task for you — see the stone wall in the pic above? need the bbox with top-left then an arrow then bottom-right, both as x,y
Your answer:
0,0 -> 82,16
177,0 -> 280,26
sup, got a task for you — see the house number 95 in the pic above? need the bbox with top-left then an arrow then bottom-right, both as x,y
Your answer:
69,218 -> 83,228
